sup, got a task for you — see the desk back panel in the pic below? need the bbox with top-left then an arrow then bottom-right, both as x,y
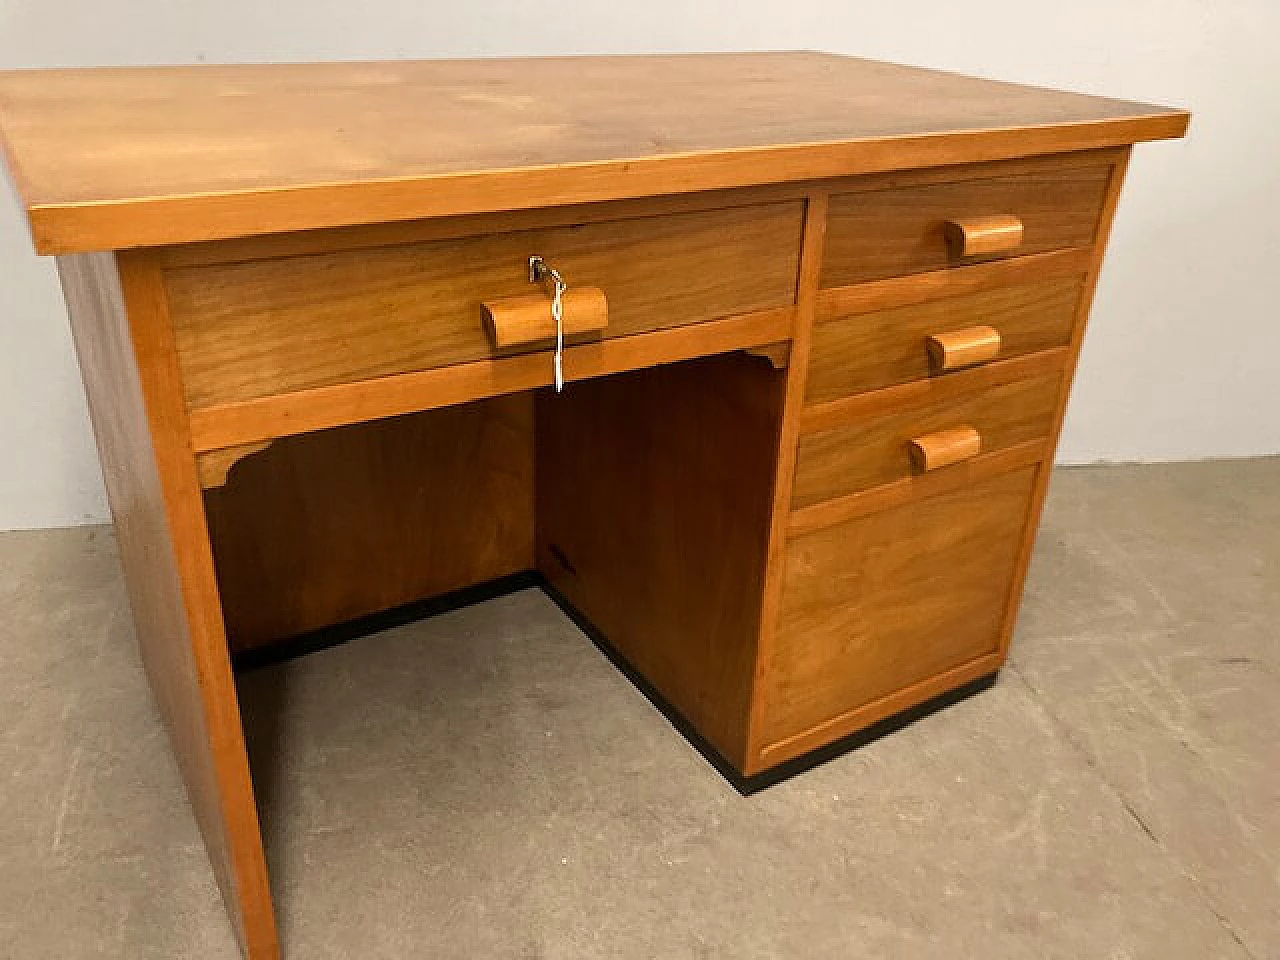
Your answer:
204,394 -> 535,651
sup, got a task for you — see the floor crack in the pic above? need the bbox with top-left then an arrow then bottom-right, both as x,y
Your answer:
1004,660 -> 1259,960
1118,795 -> 1160,846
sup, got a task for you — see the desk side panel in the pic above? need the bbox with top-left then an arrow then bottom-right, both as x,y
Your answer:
535,354 -> 786,767
56,252 -> 277,960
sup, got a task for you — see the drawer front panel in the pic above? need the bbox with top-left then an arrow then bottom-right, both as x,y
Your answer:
807,277 -> 1083,405
793,372 -> 1060,508
762,465 -> 1039,747
820,162 -> 1111,288
166,201 -> 805,408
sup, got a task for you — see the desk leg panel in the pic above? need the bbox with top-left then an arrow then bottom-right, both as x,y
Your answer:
56,252 -> 278,960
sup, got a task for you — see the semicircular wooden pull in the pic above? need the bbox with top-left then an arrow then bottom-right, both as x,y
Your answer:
944,215 -> 1024,258
909,426 -> 982,473
926,325 -> 1002,372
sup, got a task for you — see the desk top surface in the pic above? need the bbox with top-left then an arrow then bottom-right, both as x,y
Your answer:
0,52 -> 1187,255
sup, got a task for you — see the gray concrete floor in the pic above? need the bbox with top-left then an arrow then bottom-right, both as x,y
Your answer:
1,460 -> 1276,959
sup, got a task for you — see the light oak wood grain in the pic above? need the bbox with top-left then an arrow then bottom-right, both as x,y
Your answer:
742,192 -> 830,771
944,214 -> 1024,257
802,347 -> 1069,435
536,354 -> 785,767
155,183 -> 814,269
0,54 -> 1186,253
760,465 -> 1041,751
821,159 -> 1112,287
196,440 -> 272,490
185,305 -> 795,453
744,342 -> 792,369
787,438 -> 1049,539
763,150 -> 1136,774
994,150 -> 1134,661
792,372 -> 1062,508
909,425 -> 983,472
758,651 -> 1005,765
814,245 -> 1092,321
926,325 -> 1003,372
56,252 -> 277,959
206,397 -> 534,651
150,152 -> 1112,271
807,277 -> 1083,404
166,201 -> 803,408
482,288 -> 608,349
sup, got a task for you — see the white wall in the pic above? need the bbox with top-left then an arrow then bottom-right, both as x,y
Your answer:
1,0 -> 1276,529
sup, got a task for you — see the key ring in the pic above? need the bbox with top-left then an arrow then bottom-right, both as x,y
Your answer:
528,256 -> 567,392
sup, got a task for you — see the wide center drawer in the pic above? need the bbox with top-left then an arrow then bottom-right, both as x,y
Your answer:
164,201 -> 805,409
820,158 -> 1112,288
793,371 -> 1061,508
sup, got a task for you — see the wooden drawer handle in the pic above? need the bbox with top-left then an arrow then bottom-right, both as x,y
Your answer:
909,426 -> 982,472
944,215 -> 1024,258
481,286 -> 608,349
926,325 -> 1002,372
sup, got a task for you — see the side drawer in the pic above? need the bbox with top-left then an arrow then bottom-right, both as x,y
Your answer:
165,200 -> 805,408
806,277 -> 1084,405
793,372 -> 1060,509
760,465 -> 1039,751
820,160 -> 1112,287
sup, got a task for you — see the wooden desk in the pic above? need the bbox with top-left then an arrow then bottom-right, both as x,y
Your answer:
0,53 -> 1188,959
